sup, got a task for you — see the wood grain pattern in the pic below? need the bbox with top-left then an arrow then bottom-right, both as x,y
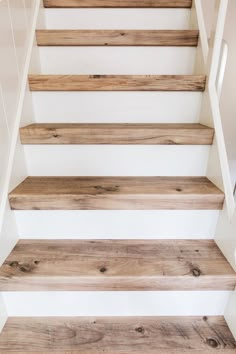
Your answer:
28,75 -> 206,92
0,317 -> 235,352
9,177 -> 224,210
43,0 -> 193,8
0,240 -> 235,291
36,30 -> 199,46
20,123 -> 214,145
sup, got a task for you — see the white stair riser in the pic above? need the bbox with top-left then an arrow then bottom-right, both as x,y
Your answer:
3,291 -> 230,316
31,92 -> 202,123
24,145 -> 210,176
14,210 -> 219,239
44,9 -> 190,30
39,47 -> 196,75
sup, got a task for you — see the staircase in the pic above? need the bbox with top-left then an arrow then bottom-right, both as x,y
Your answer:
0,0 -> 236,352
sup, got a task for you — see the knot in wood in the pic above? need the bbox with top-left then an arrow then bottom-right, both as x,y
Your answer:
95,185 -> 118,193
191,267 -> 201,277
9,261 -> 19,268
206,338 -> 219,348
100,267 -> 107,273
19,264 -> 33,273
135,326 -> 144,334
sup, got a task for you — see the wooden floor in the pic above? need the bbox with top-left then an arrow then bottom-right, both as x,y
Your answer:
28,75 -> 206,92
0,316 -> 235,352
36,30 -> 199,46
20,123 -> 214,145
9,176 -> 224,210
0,240 -> 235,291
43,0 -> 193,8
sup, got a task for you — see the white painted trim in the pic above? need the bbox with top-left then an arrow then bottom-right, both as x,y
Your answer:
195,0 -> 209,64
208,85 -> 235,217
0,0 -> 40,231
217,40 -> 228,98
196,0 -> 235,218
225,288 -> 236,340
0,294 -> 7,334
3,291 -> 231,317
208,0 -> 228,87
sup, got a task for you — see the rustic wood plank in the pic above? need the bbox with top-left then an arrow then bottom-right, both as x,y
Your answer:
28,75 -> 206,92
9,177 -> 224,210
20,123 -> 214,145
0,240 -> 235,290
0,317 -> 235,352
36,30 -> 199,46
43,0 -> 193,8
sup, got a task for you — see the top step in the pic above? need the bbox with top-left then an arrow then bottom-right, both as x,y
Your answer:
43,0 -> 192,8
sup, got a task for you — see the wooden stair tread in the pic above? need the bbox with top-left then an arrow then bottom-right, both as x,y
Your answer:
0,240 -> 235,290
36,30 -> 199,46
20,123 -> 214,145
43,0 -> 193,8
0,316 -> 236,352
28,75 -> 206,91
9,177 -> 224,210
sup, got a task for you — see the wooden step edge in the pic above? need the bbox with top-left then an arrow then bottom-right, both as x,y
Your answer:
43,0 -> 193,9
36,30 -> 199,47
20,123 -> 214,145
8,177 -> 225,211
28,75 -> 207,92
0,240 -> 235,291
0,316 -> 236,352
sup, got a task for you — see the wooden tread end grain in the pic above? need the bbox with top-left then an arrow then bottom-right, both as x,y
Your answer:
36,30 -> 199,47
0,240 -> 235,290
28,75 -> 206,92
9,176 -> 224,210
20,123 -> 214,145
43,0 -> 193,8
0,316 -> 235,352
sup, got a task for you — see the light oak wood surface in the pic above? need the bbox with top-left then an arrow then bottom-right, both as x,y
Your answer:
0,317 -> 235,352
28,75 -> 206,91
43,0 -> 193,8
36,30 -> 199,46
9,177 -> 224,211
0,240 -> 235,290
20,123 -> 214,145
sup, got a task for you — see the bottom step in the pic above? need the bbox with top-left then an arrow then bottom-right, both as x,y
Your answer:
0,317 -> 235,352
